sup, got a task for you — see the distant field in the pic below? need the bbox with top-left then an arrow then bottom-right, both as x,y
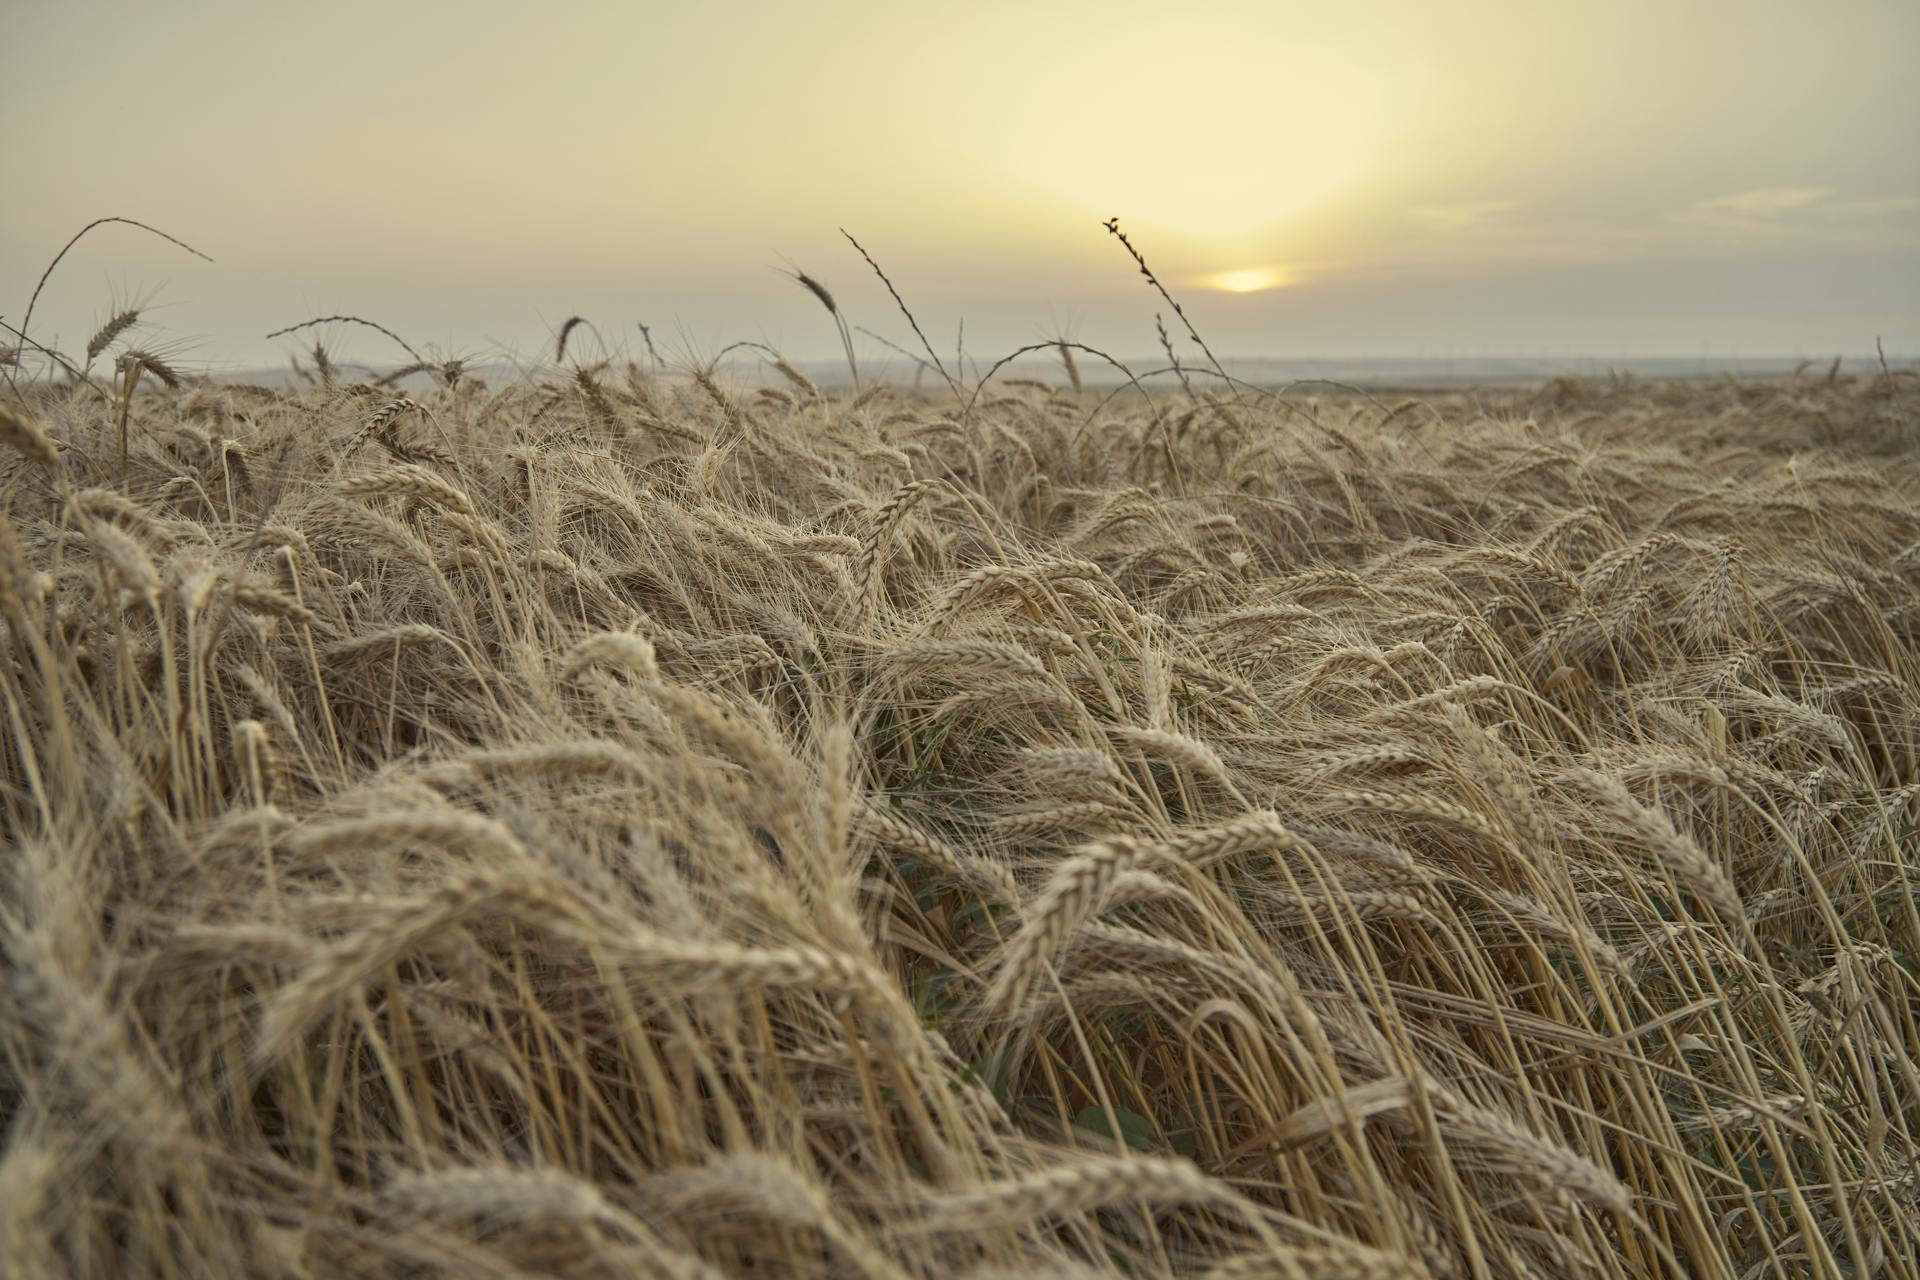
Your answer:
212,352 -> 1916,394
2,368 -> 1917,1278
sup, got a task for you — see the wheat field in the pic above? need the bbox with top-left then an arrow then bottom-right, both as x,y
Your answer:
2,359 -> 1917,1278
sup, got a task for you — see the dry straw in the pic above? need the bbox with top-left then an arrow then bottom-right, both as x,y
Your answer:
1,309 -> 1914,1280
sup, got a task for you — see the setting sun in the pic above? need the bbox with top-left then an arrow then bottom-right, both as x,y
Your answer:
1206,266 -> 1292,293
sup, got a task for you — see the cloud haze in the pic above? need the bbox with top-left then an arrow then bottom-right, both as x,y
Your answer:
1676,187 -> 1835,227
3,0 -> 1915,372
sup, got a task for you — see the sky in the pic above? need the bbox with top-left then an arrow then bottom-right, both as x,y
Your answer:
3,0 -> 1916,375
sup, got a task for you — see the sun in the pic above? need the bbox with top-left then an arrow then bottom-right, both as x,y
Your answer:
1206,266 -> 1292,293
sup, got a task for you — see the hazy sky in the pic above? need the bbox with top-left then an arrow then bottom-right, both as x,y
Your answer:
4,0 -> 1916,373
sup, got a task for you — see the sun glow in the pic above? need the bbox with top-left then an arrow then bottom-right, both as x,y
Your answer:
1207,266 -> 1291,293
979,29 -> 1403,240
